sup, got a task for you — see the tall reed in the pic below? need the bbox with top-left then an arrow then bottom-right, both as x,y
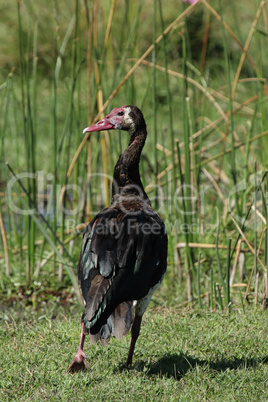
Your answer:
17,0 -> 37,284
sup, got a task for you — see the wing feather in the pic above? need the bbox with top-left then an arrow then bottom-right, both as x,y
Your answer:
78,203 -> 167,344
83,274 -> 112,329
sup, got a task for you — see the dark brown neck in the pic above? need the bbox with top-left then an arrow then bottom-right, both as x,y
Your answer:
111,128 -> 148,201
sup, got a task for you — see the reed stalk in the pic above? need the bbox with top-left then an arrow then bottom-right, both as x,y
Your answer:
182,34 -> 196,295
266,174 -> 268,271
197,252 -> 202,307
225,238 -> 231,312
254,162 -> 258,278
210,265 -> 214,310
0,209 -> 10,276
239,288 -> 245,314
158,0 -> 175,200
17,0 -> 37,284
216,283 -> 224,311
218,0 -> 239,218
216,218 -> 226,294
86,8 -> 93,222
177,139 -> 193,301
152,0 -> 158,210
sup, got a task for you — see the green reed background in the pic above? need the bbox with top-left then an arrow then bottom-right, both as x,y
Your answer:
0,0 -> 268,312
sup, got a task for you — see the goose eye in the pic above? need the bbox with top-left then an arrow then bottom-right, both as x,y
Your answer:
117,111 -> 124,116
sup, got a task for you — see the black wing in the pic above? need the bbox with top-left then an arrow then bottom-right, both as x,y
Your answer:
78,201 -> 167,342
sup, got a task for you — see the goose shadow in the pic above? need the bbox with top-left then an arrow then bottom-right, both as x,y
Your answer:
117,352 -> 268,380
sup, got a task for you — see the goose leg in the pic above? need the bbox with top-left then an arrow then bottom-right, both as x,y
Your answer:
126,314 -> 142,366
67,322 -> 90,373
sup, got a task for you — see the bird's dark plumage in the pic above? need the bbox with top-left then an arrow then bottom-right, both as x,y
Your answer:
67,105 -> 167,372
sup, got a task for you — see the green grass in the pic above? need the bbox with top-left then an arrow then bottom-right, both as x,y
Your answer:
1,306 -> 268,401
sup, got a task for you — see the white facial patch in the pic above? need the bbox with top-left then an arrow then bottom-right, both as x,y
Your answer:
123,107 -> 135,134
